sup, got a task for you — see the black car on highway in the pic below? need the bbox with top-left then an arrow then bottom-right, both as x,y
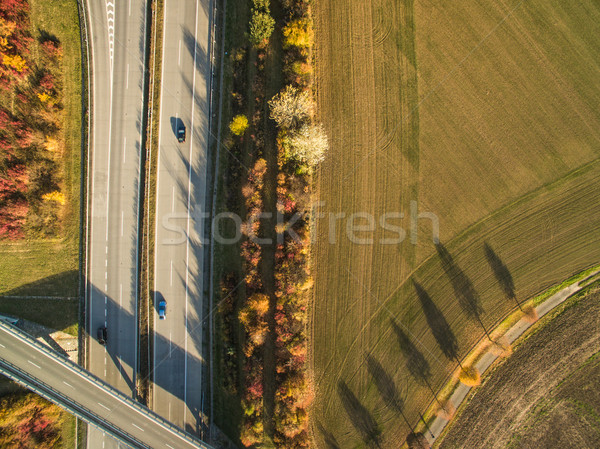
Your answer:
177,122 -> 186,143
97,327 -> 107,345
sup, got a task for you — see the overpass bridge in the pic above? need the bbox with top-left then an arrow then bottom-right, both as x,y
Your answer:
0,320 -> 213,449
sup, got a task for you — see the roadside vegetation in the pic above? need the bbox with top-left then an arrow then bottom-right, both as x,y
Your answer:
0,0 -> 80,299
0,391 -> 76,448
438,283 -> 600,448
311,0 -> 600,447
214,0 -> 319,446
0,0 -> 80,445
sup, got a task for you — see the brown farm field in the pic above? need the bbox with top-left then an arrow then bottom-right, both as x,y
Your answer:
437,285 -> 600,449
311,0 -> 600,447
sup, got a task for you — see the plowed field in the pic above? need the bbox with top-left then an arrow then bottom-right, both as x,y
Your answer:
311,0 -> 600,447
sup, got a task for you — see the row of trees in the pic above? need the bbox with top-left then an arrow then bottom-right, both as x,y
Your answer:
271,173 -> 312,448
219,0 -> 320,446
239,158 -> 269,447
0,0 -> 65,239
268,1 -> 318,447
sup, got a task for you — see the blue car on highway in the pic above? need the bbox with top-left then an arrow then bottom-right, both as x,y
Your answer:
158,299 -> 167,320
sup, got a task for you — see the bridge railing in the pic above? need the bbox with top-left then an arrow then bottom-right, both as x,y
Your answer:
0,356 -> 148,449
0,320 -> 212,449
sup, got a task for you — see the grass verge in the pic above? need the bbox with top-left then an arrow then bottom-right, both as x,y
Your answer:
211,0 -> 252,441
0,0 -> 82,297
0,297 -> 78,335
0,0 -> 82,444
0,0 -> 81,335
137,0 -> 164,405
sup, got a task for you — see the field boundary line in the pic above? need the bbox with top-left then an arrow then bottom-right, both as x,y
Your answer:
0,296 -> 79,301
347,158 -> 600,351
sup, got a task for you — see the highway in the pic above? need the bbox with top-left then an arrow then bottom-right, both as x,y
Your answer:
0,321 -> 212,449
85,0 -> 148,446
153,0 -> 212,434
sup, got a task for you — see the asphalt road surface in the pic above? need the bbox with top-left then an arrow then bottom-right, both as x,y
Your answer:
85,0 -> 148,446
152,0 -> 212,434
0,322 -> 211,449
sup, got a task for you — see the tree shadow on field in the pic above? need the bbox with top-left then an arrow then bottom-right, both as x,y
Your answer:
436,243 -> 492,339
315,421 -> 341,449
37,29 -> 59,45
366,354 -> 418,433
390,318 -> 446,414
337,380 -> 382,448
484,242 -> 520,307
435,243 -> 483,319
366,354 -> 405,413
390,319 -> 431,384
413,280 -> 459,362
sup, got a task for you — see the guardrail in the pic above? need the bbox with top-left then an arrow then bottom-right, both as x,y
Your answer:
0,358 -> 146,449
0,320 -> 213,449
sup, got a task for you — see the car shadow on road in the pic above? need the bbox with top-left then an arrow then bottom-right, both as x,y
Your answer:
170,116 -> 185,138
86,283 -> 207,437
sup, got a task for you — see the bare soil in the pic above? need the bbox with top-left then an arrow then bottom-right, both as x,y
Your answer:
438,286 -> 600,449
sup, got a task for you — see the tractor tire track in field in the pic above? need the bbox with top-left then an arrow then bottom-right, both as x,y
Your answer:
439,287 -> 600,449
312,0 -> 423,446
312,0 -> 600,447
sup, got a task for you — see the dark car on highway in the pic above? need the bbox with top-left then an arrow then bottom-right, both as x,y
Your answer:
177,122 -> 186,143
97,327 -> 107,345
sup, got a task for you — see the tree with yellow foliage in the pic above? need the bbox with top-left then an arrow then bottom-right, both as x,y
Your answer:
282,18 -> 313,49
229,114 -> 249,136
0,17 -> 16,52
2,53 -> 27,73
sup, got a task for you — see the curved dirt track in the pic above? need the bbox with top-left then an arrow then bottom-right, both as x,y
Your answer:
438,286 -> 600,449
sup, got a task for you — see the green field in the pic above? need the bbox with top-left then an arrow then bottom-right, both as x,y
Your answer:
311,0 -> 600,447
0,0 -> 81,300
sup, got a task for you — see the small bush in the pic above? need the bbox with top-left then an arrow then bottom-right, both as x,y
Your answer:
458,365 -> 481,386
522,304 -> 539,323
406,432 -> 431,449
282,18 -> 313,49
229,114 -> 249,136
249,11 -> 275,47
